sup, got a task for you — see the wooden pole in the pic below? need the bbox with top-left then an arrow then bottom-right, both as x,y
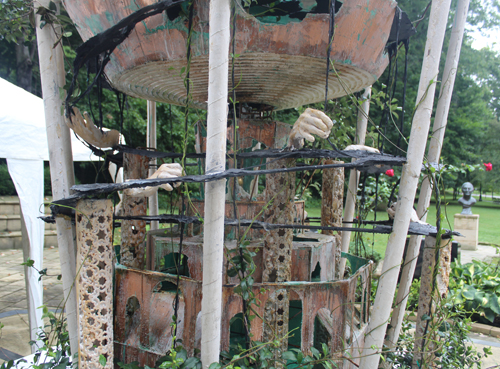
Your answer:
321,160 -> 344,279
413,237 -> 452,367
34,0 -> 79,355
201,0 -> 230,366
384,0 -> 470,352
147,100 -> 159,231
359,1 -> 452,367
120,153 -> 149,269
339,86 -> 371,276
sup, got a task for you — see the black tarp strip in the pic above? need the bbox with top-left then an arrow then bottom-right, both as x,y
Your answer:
67,155 -> 404,196
41,214 -> 460,238
114,145 -> 406,162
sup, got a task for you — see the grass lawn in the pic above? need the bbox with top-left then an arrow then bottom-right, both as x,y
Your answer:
306,197 -> 500,258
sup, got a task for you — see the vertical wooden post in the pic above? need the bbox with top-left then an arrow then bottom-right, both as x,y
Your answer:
34,0 -> 78,354
321,160 -> 344,279
339,87 -> 370,276
76,199 -> 114,369
360,1 -> 452,367
384,0 -> 470,351
147,100 -> 159,231
201,0 -> 230,366
413,236 -> 452,367
120,153 -> 148,269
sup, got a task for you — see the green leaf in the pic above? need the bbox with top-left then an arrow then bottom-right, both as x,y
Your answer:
484,309 -> 495,323
462,286 -> 477,300
486,295 -> 500,315
474,291 -> 486,305
21,258 -> 35,267
99,354 -> 107,367
183,357 -> 200,368
310,347 -> 320,359
281,351 -> 297,362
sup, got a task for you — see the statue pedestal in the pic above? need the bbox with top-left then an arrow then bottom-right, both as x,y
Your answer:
454,214 -> 479,250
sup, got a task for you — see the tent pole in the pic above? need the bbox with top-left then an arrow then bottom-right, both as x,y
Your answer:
147,100 -> 159,231
359,0 -> 452,367
339,86 -> 371,277
201,0 -> 230,366
34,0 -> 79,355
384,0 -> 470,353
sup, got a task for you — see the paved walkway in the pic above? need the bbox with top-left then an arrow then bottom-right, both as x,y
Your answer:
0,247 -> 63,363
1,245 -> 499,366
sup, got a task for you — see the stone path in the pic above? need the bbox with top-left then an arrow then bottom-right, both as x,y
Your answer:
0,247 -> 64,363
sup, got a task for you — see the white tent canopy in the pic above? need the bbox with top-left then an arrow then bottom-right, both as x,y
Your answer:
0,77 -> 99,348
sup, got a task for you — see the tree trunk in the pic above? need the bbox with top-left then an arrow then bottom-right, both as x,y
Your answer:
15,38 -> 33,93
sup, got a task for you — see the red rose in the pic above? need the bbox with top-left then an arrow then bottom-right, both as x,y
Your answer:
484,162 -> 493,171
385,169 -> 394,177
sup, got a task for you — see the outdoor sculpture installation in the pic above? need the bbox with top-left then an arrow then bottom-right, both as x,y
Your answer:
53,0 -> 411,367
458,182 -> 476,215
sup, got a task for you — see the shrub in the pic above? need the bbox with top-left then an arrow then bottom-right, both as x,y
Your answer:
448,260 -> 500,325
0,162 -> 16,196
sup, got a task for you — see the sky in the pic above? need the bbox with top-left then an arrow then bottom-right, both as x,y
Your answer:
470,27 -> 500,51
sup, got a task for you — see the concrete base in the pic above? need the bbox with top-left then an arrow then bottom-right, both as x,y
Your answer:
454,213 -> 480,250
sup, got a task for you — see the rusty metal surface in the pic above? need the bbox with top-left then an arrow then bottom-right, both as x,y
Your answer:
121,153 -> 149,269
114,266 -> 202,366
64,0 -> 396,110
76,199 -> 114,369
114,263 -> 372,365
321,160 -> 344,279
148,232 -> 335,284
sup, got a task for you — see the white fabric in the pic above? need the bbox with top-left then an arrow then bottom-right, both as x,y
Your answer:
0,77 -> 99,161
0,77 -> 98,350
7,159 -> 44,348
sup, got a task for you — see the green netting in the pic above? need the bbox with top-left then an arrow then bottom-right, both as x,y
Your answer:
341,252 -> 369,274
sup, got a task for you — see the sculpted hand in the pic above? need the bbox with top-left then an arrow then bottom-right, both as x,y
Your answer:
344,144 -> 380,154
288,108 -> 333,149
124,163 -> 184,197
65,107 -> 120,149
387,201 -> 427,224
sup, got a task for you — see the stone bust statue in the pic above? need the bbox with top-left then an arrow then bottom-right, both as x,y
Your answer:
458,182 -> 476,215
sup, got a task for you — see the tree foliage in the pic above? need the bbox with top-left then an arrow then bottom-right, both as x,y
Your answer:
0,0 -> 500,191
